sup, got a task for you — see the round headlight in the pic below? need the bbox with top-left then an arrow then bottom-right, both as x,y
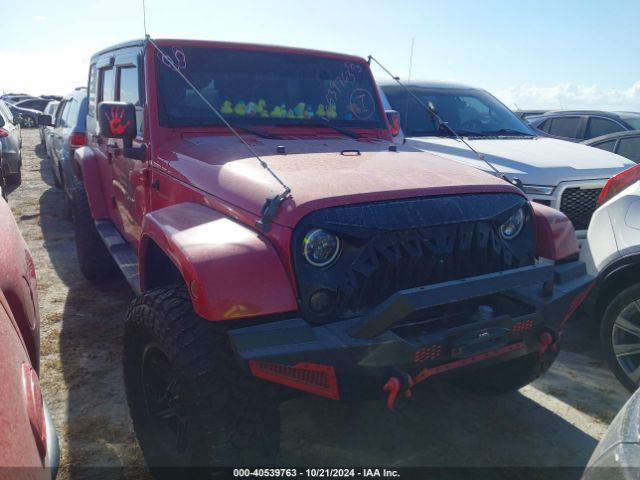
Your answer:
500,208 -> 525,240
303,229 -> 341,267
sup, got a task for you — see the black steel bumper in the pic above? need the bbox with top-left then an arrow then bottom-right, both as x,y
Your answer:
229,260 -> 593,400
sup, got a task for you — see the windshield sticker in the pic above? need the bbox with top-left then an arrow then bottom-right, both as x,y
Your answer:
347,88 -> 375,120
325,62 -> 362,108
158,47 -> 187,71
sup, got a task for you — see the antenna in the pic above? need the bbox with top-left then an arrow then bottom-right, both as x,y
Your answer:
368,55 -> 505,178
142,0 -> 148,37
145,37 -> 291,229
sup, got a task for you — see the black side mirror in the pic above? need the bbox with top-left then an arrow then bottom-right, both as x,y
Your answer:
385,110 -> 401,137
37,114 -> 53,127
98,102 -> 137,140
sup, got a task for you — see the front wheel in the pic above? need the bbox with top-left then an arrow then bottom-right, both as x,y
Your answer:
123,285 -> 280,475
601,284 -> 640,392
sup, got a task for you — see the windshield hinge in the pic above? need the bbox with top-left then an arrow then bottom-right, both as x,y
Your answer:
256,188 -> 291,232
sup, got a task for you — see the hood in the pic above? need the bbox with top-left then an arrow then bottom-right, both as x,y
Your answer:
157,135 -> 523,228
406,136 -> 634,186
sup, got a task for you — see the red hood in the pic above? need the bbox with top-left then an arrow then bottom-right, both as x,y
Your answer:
157,135 -> 524,228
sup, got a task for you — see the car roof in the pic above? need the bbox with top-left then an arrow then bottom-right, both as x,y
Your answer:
378,80 -> 479,90
582,129 -> 640,145
91,38 -> 368,65
538,110 -> 640,119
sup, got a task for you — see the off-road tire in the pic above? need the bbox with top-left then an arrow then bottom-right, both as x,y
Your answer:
71,182 -> 117,281
123,285 -> 280,476
601,284 -> 640,392
454,349 -> 558,395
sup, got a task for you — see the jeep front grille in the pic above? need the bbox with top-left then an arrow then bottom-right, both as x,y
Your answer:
559,187 -> 601,230
292,193 -> 535,325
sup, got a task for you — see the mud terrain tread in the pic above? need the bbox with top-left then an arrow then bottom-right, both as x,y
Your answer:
71,182 -> 117,281
123,285 -> 279,472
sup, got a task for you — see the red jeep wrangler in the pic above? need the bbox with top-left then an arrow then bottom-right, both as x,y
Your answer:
74,38 -> 592,469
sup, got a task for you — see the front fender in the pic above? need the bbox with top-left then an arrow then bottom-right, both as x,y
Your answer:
532,202 -> 578,261
74,147 -> 109,219
140,203 -> 298,321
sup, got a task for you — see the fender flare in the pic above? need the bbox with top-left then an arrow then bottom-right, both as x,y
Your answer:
140,202 -> 298,321
73,147 -> 109,219
531,202 -> 578,261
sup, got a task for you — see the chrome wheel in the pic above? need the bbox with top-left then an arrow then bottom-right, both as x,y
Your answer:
612,300 -> 640,386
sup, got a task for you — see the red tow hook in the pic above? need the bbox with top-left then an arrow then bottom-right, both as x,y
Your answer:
383,373 -> 414,411
538,330 -> 557,359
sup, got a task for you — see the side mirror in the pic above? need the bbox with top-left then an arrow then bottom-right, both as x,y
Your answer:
385,110 -> 401,137
98,102 -> 137,140
37,114 -> 53,127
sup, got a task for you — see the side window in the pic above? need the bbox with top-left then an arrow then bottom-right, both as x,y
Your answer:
99,67 -> 115,103
591,139 -> 617,152
616,137 -> 640,163
117,64 -> 144,136
65,99 -> 81,128
56,101 -> 70,127
548,117 -> 580,139
586,117 -> 625,140
536,119 -> 551,133
118,67 -> 140,105
88,64 -> 97,118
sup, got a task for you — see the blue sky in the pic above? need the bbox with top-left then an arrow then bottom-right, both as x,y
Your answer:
2,0 -> 639,109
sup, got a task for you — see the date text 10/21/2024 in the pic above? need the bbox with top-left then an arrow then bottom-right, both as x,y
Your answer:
232,468 -> 401,478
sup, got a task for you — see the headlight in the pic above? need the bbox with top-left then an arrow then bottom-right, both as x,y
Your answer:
522,185 -> 554,195
303,229 -> 341,267
500,208 -> 525,240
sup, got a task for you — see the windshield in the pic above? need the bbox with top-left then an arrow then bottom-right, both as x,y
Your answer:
155,46 -> 385,130
384,87 -> 536,138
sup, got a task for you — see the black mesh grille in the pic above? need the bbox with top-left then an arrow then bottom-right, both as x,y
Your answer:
559,188 -> 601,230
292,194 -> 535,324
337,222 -> 522,316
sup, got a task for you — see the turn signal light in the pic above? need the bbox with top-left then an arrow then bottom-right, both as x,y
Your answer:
249,360 -> 339,400
0,128 -> 8,138
597,164 -> 640,208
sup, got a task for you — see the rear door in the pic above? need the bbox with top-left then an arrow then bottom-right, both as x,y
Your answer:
51,99 -> 71,179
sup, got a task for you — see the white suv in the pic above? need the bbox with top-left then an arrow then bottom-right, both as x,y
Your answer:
582,164 -> 640,391
380,82 -> 634,240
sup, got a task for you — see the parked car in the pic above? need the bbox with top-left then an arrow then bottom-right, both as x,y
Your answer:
582,385 -> 640,479
0,196 -> 59,478
38,88 -> 87,217
7,103 -> 42,128
513,109 -> 549,121
380,82 -> 634,239
583,130 -> 640,164
39,100 -> 59,145
582,163 -> 640,391
0,94 -> 34,104
0,99 -> 23,186
528,110 -> 640,142
73,38 -> 593,471
12,98 -> 50,112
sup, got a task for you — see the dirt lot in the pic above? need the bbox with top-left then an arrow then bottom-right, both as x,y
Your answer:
8,129 -> 632,479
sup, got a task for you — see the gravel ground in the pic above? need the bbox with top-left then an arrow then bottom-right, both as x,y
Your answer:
7,129 -> 632,479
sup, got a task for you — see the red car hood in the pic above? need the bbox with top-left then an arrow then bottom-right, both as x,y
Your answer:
157,136 -> 523,228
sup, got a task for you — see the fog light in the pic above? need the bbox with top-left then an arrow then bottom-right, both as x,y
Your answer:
309,289 -> 334,314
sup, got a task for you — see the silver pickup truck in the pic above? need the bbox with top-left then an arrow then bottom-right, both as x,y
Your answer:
380,81 -> 634,240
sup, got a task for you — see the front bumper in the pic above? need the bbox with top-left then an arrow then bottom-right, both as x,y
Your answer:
229,260 -> 593,401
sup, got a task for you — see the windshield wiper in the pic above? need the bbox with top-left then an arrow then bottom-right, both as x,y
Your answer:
300,118 -> 360,139
479,128 -> 535,137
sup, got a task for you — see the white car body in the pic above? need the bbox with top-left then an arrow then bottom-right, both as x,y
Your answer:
379,83 -> 635,239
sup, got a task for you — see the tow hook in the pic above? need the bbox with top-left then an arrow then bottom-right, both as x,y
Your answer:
383,372 -> 414,412
538,328 -> 559,359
